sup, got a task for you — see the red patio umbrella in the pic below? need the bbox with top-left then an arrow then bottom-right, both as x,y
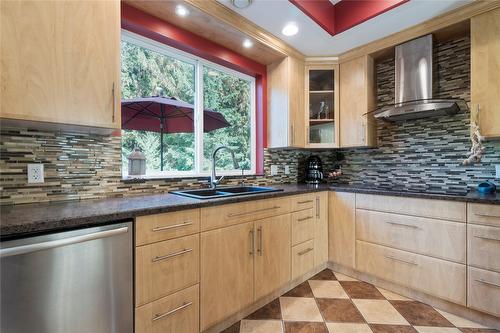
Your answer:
121,96 -> 230,171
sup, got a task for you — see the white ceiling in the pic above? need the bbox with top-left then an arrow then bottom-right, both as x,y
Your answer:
219,0 -> 473,57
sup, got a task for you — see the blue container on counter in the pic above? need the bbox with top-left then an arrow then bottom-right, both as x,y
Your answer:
476,181 -> 496,194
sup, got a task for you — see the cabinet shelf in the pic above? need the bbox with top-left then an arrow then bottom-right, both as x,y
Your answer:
310,90 -> 334,94
309,119 -> 334,124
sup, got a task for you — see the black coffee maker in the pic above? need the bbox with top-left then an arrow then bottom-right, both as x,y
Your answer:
305,155 -> 324,184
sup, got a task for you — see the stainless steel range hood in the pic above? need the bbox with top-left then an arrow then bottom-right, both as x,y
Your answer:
374,34 -> 467,122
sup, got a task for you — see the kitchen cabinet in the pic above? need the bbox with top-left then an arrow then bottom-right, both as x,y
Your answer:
267,56 -> 306,148
314,192 -> 329,266
339,55 -> 377,147
305,64 -> 340,148
471,7 -> 500,138
0,0 -> 121,131
329,192 -> 356,269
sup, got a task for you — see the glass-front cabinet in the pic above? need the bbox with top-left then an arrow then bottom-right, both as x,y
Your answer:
305,64 -> 339,148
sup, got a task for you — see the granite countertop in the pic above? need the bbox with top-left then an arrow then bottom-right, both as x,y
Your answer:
1,183 -> 499,240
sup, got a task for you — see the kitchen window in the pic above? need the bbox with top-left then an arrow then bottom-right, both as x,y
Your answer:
121,31 -> 256,178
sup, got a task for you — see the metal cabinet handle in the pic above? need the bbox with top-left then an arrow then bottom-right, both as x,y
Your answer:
298,248 -> 314,256
384,255 -> 418,266
386,221 -> 419,229
257,226 -> 263,256
228,206 -> 280,218
0,226 -> 129,258
476,279 -> 500,289
152,221 -> 193,232
152,302 -> 193,322
297,200 -> 314,204
152,248 -> 192,262
316,196 -> 320,219
249,228 -> 255,255
298,216 -> 314,222
112,82 -> 116,123
474,235 -> 500,242
474,213 -> 500,219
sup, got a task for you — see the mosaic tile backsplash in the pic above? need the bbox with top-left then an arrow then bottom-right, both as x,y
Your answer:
1,35 -> 498,205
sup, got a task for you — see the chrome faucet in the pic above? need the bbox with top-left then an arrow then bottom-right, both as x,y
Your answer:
210,146 -> 239,189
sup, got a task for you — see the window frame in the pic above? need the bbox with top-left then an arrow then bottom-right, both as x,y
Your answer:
121,30 -> 256,179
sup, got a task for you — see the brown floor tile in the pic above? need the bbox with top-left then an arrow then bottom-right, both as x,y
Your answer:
370,324 -> 418,333
284,321 -> 329,333
316,298 -> 365,323
283,281 -> 314,298
459,330 -> 500,333
221,321 -> 241,333
246,298 -> 282,320
340,281 -> 385,299
391,301 -> 453,327
310,269 -> 337,281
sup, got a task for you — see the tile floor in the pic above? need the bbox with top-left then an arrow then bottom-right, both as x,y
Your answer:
221,269 -> 499,333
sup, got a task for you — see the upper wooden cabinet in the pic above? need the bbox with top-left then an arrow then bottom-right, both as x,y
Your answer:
471,7 -> 500,138
267,56 -> 306,148
339,55 -> 377,148
0,0 -> 121,131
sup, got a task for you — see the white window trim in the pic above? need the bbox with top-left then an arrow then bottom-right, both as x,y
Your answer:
121,30 -> 256,179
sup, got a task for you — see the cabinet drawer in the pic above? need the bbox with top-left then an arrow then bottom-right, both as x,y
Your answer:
292,239 -> 315,280
468,267 -> 500,317
136,284 -> 199,333
292,208 -> 315,245
136,234 -> 199,306
356,209 -> 466,263
290,193 -> 316,212
201,197 -> 291,231
136,209 -> 200,246
356,194 -> 466,222
468,224 -> 500,272
356,240 -> 466,305
468,203 -> 500,227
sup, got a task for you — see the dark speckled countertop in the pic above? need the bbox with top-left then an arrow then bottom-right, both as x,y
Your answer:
1,183 -> 499,240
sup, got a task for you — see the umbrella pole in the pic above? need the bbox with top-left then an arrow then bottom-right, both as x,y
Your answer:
160,105 -> 164,171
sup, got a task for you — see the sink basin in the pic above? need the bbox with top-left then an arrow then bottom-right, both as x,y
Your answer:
171,186 -> 283,199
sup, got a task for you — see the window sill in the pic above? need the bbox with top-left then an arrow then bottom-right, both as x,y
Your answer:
122,173 -> 264,183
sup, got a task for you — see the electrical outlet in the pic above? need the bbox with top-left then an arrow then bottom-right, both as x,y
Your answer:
270,165 -> 278,176
27,164 -> 44,183
284,165 -> 290,175
496,165 -> 500,179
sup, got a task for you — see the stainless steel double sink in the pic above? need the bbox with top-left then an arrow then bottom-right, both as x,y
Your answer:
171,186 -> 283,199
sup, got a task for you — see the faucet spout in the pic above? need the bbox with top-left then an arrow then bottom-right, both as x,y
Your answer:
210,146 -> 240,189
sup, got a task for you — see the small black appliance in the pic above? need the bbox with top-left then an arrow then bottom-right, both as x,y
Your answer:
305,155 -> 323,184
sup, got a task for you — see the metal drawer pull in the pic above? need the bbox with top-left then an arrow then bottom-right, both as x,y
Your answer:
152,221 -> 193,232
228,206 -> 280,218
386,221 -> 419,229
297,200 -> 314,204
298,248 -> 314,256
476,279 -> 500,289
257,227 -> 263,256
316,197 -> 320,218
474,235 -> 500,242
112,82 -> 116,122
475,213 -> 500,219
249,228 -> 255,255
298,216 -> 314,222
152,302 -> 193,322
384,255 -> 418,266
152,248 -> 192,262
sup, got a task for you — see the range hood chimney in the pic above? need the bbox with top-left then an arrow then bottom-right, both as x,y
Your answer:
375,34 -> 467,122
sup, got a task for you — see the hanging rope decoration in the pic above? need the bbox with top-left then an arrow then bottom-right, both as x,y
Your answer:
463,109 -> 485,165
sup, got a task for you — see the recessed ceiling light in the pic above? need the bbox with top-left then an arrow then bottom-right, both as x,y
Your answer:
282,22 -> 299,36
231,0 -> 253,9
242,38 -> 253,48
175,4 -> 189,17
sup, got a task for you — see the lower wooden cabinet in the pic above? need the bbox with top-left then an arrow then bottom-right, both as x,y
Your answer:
135,284 -> 199,333
292,239 -> 315,280
467,267 -> 500,317
329,192 -> 356,268
314,192 -> 329,266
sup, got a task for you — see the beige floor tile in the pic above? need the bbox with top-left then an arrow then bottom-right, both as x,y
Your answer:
352,299 -> 409,325
333,272 -> 358,281
309,280 -> 349,299
240,319 -> 283,333
435,309 -> 486,328
376,287 -> 411,301
279,297 -> 323,322
326,322 -> 373,333
414,327 -> 462,333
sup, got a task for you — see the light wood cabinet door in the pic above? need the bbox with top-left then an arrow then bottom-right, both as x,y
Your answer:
0,0 -> 120,129
329,192 -> 356,268
292,239 -> 315,280
468,267 -> 500,317
339,55 -> 376,147
471,7 -> 500,138
291,208 -> 315,246
468,224 -> 500,273
314,192 -> 329,267
200,222 -> 254,331
254,215 -> 291,300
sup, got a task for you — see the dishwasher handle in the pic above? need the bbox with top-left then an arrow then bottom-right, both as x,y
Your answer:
0,226 -> 129,258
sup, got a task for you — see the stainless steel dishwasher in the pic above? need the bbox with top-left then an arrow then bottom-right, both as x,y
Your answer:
0,221 -> 133,333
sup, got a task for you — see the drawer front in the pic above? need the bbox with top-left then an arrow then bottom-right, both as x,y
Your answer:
356,194 -> 466,222
136,234 -> 199,306
468,267 -> 500,317
292,208 -> 315,245
356,240 -> 466,305
201,197 -> 291,231
136,209 -> 200,246
356,209 -> 466,263
292,239 -> 315,280
290,193 -> 316,212
468,224 -> 500,272
136,284 -> 199,333
468,203 -> 500,227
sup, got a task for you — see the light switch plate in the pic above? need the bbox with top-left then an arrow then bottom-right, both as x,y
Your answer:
496,165 -> 500,179
284,165 -> 290,175
270,165 -> 278,176
27,164 -> 44,183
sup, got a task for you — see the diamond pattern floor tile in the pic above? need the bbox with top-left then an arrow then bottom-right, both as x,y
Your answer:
240,319 -> 283,333
284,321 -> 329,333
390,301 -> 453,327
353,299 -> 409,325
316,298 -> 365,323
340,281 -> 385,299
280,297 -> 323,322
326,323 -> 373,333
309,280 -> 349,299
